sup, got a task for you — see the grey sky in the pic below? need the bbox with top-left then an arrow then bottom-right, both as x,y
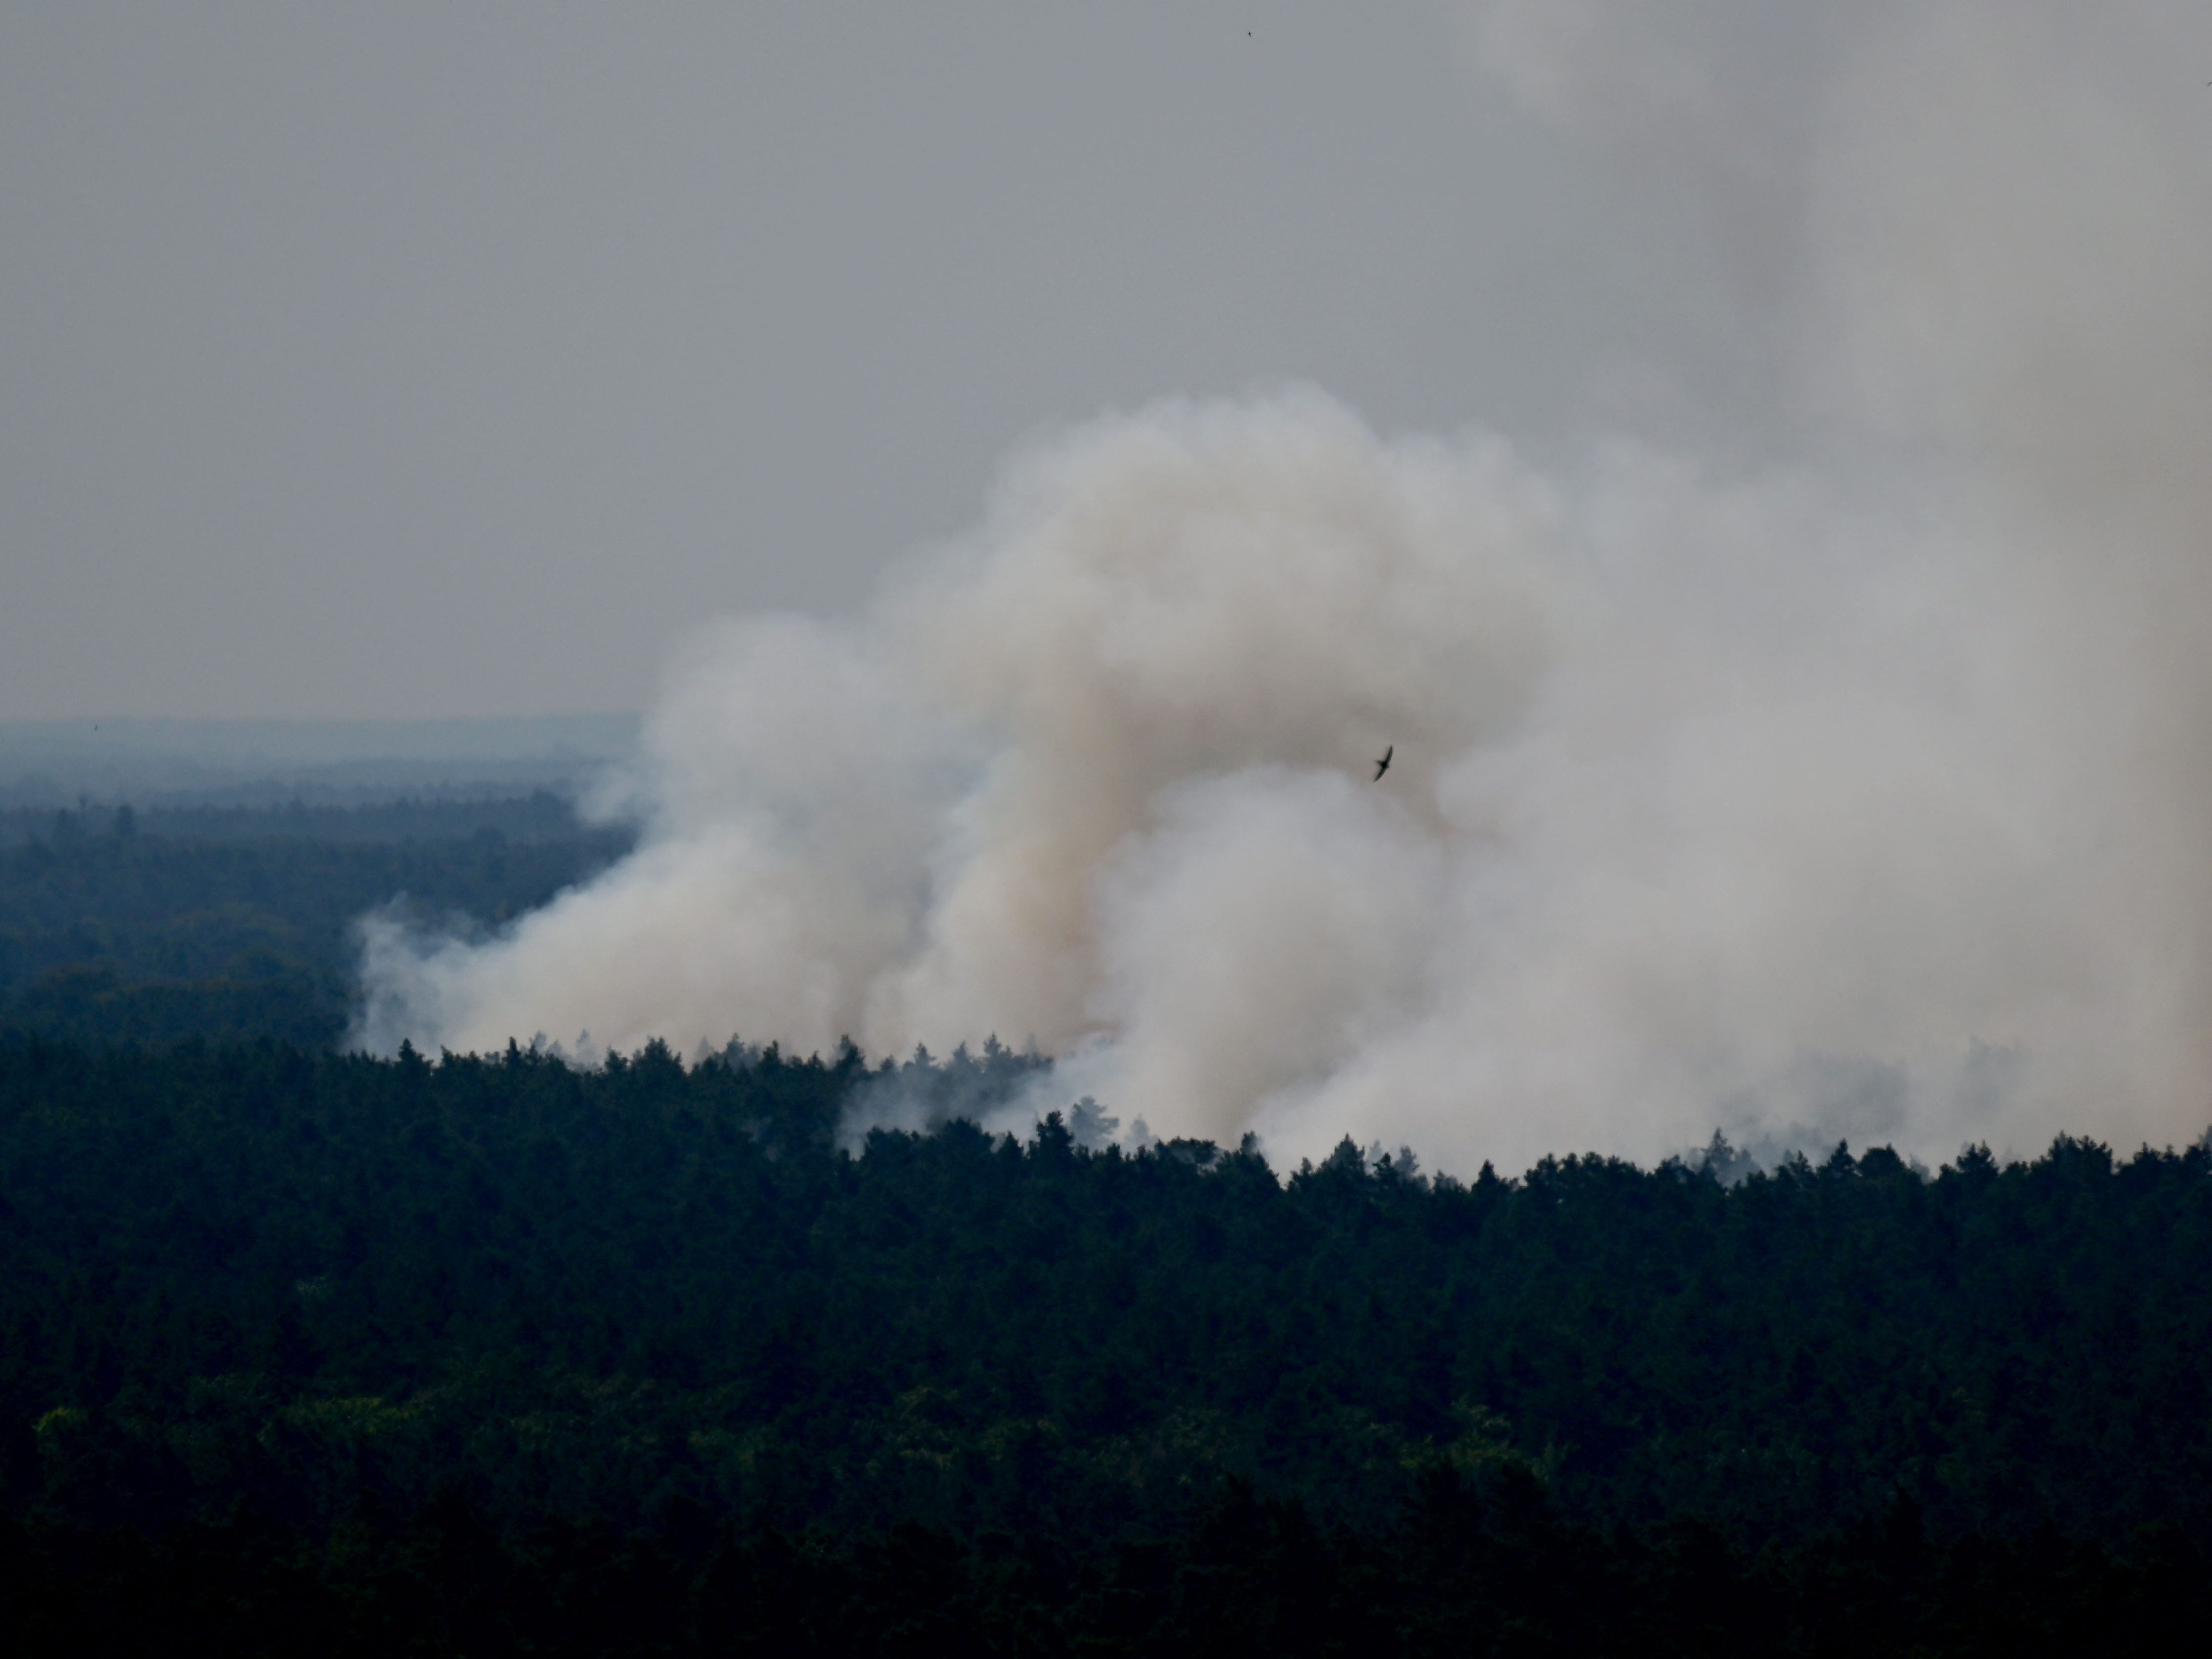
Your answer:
3,3 -> 1773,721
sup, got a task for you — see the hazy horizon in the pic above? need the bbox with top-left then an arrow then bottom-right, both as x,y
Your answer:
0,712 -> 639,807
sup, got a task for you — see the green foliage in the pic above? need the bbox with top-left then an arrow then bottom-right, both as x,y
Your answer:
3,1035 -> 2209,1564
8,805 -> 2200,1642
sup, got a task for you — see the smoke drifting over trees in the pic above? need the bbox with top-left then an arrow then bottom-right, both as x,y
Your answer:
358,2 -> 2212,1172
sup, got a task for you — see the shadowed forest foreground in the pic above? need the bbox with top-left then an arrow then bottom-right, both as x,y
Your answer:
2,1035 -> 2208,1652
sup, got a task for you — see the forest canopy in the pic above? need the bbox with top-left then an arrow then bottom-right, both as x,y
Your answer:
2,796 -> 2208,1650
2,1030 -> 2207,1651
0,795 -> 629,1047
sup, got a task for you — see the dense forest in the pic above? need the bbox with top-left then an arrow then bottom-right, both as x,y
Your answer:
0,796 -> 630,1047
3,1031 -> 2206,1653
0,792 -> 2204,1649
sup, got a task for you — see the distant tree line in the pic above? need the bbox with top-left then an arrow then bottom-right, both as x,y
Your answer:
0,789 -> 610,849
2,1031 -> 2206,1650
0,796 -> 630,1046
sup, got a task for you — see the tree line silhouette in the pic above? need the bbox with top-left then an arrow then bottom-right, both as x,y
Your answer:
2,1030 -> 2206,1652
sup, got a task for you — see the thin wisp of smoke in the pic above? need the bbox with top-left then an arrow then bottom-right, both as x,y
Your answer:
356,0 -> 2212,1174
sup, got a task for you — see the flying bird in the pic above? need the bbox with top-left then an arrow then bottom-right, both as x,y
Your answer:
1373,745 -> 1392,781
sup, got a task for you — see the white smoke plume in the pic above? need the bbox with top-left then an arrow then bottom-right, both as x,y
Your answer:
357,0 -> 2212,1173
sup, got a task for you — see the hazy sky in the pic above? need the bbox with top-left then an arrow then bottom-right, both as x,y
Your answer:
3,3 -> 1782,721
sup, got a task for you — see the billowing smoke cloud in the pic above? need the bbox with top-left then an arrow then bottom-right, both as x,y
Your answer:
357,0 -> 2212,1172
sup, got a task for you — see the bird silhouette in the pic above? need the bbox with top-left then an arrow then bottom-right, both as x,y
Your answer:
1373,745 -> 1392,781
